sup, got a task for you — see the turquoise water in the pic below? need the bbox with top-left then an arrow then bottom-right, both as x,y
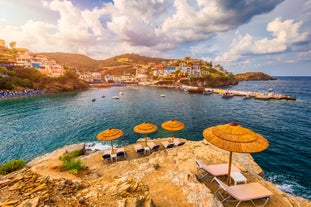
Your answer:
0,77 -> 310,200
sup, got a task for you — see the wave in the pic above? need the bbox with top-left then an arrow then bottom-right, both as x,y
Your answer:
85,142 -> 111,151
266,173 -> 310,200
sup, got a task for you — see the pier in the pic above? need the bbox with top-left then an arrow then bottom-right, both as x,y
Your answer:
210,88 -> 296,101
153,84 -> 296,101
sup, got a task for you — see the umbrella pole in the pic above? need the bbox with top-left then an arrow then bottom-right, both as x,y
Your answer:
111,140 -> 114,154
145,134 -> 147,147
227,152 -> 232,185
172,131 -> 174,142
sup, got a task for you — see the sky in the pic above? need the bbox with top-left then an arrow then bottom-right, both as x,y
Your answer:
0,0 -> 310,76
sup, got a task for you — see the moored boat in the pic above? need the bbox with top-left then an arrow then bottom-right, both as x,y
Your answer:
203,90 -> 213,95
221,92 -> 234,98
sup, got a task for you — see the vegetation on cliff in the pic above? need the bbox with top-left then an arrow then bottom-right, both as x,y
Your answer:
1,140 -> 310,207
0,66 -> 88,92
234,72 -> 276,81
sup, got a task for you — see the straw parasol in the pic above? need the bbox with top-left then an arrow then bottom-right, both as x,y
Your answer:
97,128 -> 124,153
203,122 -> 269,185
133,122 -> 158,146
161,119 -> 185,142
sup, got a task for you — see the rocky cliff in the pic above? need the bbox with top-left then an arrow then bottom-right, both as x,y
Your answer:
0,139 -> 310,207
234,72 -> 276,81
179,76 -> 239,87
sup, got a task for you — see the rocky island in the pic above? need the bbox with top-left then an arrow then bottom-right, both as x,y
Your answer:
0,138 -> 309,207
234,72 -> 277,81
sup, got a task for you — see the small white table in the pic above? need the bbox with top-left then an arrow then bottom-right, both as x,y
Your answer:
144,147 -> 150,155
110,153 -> 117,162
230,172 -> 247,185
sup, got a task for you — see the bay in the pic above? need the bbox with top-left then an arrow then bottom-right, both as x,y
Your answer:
0,77 -> 310,200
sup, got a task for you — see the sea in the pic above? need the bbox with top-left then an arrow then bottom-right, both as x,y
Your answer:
0,76 -> 310,200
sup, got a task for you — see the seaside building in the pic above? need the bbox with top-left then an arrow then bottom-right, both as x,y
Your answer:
30,55 -> 65,77
15,48 -> 32,68
163,66 -> 176,78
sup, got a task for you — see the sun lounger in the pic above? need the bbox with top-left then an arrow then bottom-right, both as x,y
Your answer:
102,150 -> 112,163
134,144 -> 145,155
195,159 -> 240,181
116,148 -> 126,160
162,141 -> 175,149
147,142 -> 160,151
173,139 -> 185,146
213,177 -> 273,207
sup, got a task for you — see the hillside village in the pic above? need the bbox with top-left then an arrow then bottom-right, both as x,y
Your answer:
0,39 -> 231,85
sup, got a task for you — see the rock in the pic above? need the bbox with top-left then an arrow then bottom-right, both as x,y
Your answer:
235,72 -> 276,81
1,140 -> 310,207
17,197 -> 39,207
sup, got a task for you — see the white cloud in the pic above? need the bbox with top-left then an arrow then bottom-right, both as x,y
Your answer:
214,17 -> 309,64
253,17 -> 309,54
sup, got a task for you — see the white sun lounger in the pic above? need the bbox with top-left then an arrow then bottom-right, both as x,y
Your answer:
134,144 -> 145,155
195,159 -> 240,181
147,142 -> 160,151
162,141 -> 175,148
213,177 -> 273,207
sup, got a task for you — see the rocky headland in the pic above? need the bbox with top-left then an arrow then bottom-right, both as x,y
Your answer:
0,138 -> 309,207
234,72 -> 277,81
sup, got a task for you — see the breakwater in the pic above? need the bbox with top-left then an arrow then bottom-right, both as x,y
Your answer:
153,84 -> 296,101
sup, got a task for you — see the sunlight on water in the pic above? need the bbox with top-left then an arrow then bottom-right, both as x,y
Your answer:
0,77 -> 310,200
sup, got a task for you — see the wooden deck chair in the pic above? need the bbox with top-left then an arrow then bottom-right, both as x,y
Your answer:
213,177 -> 273,207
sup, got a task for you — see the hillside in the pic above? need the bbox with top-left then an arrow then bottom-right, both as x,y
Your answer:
235,72 -> 276,81
37,53 -> 172,74
0,67 -> 88,92
1,140 -> 309,207
37,52 -> 100,72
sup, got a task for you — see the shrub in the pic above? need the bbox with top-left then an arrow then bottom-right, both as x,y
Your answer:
59,149 -> 85,174
0,159 -> 26,175
59,149 -> 83,162
61,159 -> 85,175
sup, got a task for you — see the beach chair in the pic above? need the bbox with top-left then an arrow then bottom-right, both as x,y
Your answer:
116,148 -> 126,160
102,150 -> 112,163
134,144 -> 145,155
213,177 -> 273,207
195,159 -> 240,182
173,139 -> 185,146
147,142 -> 160,151
162,141 -> 175,149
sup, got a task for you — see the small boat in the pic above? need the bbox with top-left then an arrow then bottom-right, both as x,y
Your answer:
203,90 -> 213,95
102,94 -> 105,98
92,98 -> 96,102
221,92 -> 234,98
243,94 -> 252,99
119,92 -> 124,95
160,94 -> 166,97
112,96 -> 120,99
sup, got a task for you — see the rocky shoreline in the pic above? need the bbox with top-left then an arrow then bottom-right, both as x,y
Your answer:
1,138 -> 310,207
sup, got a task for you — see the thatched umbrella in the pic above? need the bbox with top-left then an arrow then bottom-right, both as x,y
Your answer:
161,119 -> 185,142
97,128 -> 124,154
203,122 -> 269,185
133,122 -> 158,146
